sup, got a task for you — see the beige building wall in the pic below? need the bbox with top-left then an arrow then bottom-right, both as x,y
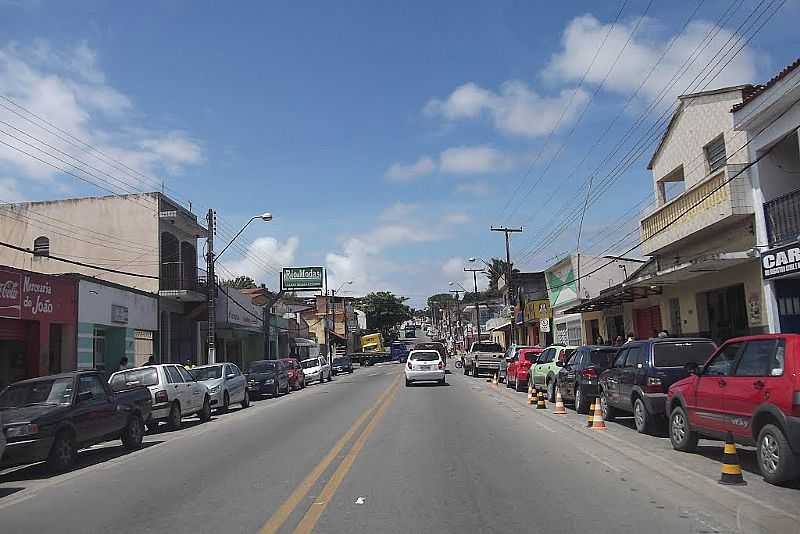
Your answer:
0,194 -> 160,292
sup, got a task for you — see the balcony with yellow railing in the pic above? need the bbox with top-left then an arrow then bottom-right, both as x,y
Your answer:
639,166 -> 753,255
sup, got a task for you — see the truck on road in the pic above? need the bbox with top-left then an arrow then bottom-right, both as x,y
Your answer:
0,370 -> 152,471
361,333 -> 385,353
463,341 -> 505,378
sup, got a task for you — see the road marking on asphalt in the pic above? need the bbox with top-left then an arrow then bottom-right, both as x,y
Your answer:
292,379 -> 400,534
258,376 -> 400,534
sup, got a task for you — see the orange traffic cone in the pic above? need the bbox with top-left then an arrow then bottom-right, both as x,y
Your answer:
527,383 -> 535,405
587,399 -> 596,428
536,389 -> 546,410
590,399 -> 606,430
719,431 -> 746,485
553,386 -> 567,415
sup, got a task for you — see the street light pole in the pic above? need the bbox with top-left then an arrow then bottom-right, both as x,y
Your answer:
465,262 -> 484,346
208,212 -> 272,364
491,226 -> 523,346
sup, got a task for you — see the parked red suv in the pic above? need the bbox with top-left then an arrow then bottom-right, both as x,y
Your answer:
506,348 -> 544,392
667,334 -> 800,485
280,358 -> 306,391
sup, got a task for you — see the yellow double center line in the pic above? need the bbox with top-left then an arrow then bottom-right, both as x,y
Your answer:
259,376 -> 401,534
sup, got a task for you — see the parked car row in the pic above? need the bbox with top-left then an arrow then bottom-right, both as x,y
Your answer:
492,334 -> 800,486
0,354 -> 348,473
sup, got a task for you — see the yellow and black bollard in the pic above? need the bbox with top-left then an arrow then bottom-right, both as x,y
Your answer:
719,431 -> 746,485
536,390 -> 546,410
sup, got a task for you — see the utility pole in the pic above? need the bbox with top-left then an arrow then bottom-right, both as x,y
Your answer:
491,226 -> 523,346
450,289 -> 463,351
206,209 -> 216,365
342,297 -> 349,354
324,269 -> 330,358
464,266 -> 483,346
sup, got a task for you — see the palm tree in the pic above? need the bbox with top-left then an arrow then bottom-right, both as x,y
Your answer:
484,258 -> 518,290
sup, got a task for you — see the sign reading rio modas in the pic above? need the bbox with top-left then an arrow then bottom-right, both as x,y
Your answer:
282,267 -> 324,291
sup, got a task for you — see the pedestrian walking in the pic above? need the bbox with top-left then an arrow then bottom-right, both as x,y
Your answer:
117,356 -> 129,372
144,356 -> 155,366
657,329 -> 669,338
614,335 -> 623,346
625,333 -> 635,344
595,335 -> 604,345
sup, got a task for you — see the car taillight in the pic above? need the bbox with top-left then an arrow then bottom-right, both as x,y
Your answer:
407,362 -> 412,370
581,368 -> 598,379
792,391 -> 800,417
645,377 -> 663,394
155,390 -> 168,403
438,361 -> 443,370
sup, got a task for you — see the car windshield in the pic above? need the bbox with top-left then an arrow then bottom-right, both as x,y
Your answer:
473,343 -> 503,352
653,342 -> 716,367
110,368 -> 159,388
0,378 -> 74,408
301,359 -> 319,369
333,358 -> 348,365
588,349 -> 618,368
523,352 -> 542,363
249,361 -> 277,373
191,366 -> 223,380
411,351 -> 440,361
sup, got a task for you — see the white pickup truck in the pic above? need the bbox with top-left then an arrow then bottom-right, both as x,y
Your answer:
463,341 -> 505,378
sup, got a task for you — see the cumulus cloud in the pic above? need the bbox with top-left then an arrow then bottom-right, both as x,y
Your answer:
544,15 -> 758,103
0,177 -> 25,202
442,212 -> 469,225
442,256 -> 488,292
0,41 -> 204,192
384,156 -> 435,182
222,235 -> 299,284
425,81 -> 589,138
379,201 -> 419,222
385,145 -> 517,182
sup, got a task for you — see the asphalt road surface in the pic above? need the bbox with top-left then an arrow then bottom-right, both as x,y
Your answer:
1,358 -> 797,534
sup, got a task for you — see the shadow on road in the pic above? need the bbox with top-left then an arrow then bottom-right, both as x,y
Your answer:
407,382 -> 451,388
692,444 -> 800,489
146,418 -> 206,435
0,486 -> 24,499
0,441 -> 163,484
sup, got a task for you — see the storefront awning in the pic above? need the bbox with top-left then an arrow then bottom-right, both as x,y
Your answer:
292,337 -> 317,347
486,318 -> 511,331
626,251 -> 755,287
563,285 -> 662,314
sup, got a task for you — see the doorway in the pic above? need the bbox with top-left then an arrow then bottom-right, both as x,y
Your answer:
634,306 -> 662,339
775,278 -> 800,333
702,284 -> 747,343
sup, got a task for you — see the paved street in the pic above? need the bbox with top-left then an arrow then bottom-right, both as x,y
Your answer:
1,355 -> 797,534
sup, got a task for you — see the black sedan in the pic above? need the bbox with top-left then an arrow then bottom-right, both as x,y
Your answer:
556,345 -> 618,414
245,360 -> 290,397
331,356 -> 353,375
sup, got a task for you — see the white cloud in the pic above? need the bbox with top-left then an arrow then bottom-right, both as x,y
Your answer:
442,212 -> 469,225
455,180 -> 491,197
0,41 -> 204,191
384,156 -> 435,182
222,235 -> 299,285
385,145 -> 516,183
544,15 -> 758,103
0,177 -> 25,202
439,145 -> 514,174
442,256 -> 488,292
425,80 -> 589,138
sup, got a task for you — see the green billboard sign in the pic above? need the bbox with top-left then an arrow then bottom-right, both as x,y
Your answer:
282,267 -> 324,290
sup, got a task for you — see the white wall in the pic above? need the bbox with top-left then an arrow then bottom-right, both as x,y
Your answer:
78,279 -> 157,330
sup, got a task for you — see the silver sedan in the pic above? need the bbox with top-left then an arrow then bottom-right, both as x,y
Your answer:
191,363 -> 250,412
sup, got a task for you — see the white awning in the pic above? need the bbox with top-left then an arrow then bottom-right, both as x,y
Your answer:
292,337 -> 317,347
625,251 -> 756,287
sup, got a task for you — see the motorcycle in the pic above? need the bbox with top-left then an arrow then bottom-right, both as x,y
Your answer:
454,360 -> 463,369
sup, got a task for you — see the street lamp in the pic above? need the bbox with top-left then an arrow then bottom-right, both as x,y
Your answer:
214,212 -> 273,263
207,211 -> 271,365
464,259 -> 485,348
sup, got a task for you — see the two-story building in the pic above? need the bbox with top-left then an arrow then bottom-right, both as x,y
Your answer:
626,86 -> 767,342
733,59 -> 800,333
0,192 -> 208,363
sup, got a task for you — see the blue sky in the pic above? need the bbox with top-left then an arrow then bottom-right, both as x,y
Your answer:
1,1 -> 798,306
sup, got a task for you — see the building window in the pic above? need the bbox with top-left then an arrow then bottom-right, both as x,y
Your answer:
657,165 -> 685,205
33,236 -> 50,257
705,135 -> 727,173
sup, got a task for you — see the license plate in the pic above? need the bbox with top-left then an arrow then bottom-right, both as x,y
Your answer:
420,365 -> 432,371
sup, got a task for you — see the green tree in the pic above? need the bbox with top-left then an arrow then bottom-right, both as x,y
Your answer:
222,275 -> 257,289
361,291 -> 413,336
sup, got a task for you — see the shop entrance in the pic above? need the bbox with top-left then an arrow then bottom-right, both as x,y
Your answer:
0,340 -> 27,389
700,283 -> 748,343
775,278 -> 800,333
634,306 -> 662,339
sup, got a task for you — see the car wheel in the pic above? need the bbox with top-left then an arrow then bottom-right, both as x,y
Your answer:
405,378 -> 411,387
600,389 -> 617,422
146,419 -> 160,433
633,397 -> 653,434
47,431 -> 76,471
199,396 -> 212,422
222,391 -> 230,413
574,387 -> 588,414
669,406 -> 698,452
122,415 -> 144,450
274,382 -> 281,396
515,376 -> 524,393
241,390 -> 250,409
757,424 -> 799,485
438,378 -> 446,386
167,401 -> 182,430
